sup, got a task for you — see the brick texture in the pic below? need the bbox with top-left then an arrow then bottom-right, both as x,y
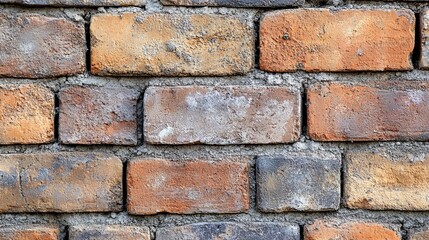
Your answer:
59,86 -> 139,145
90,13 -> 253,76
410,228 -> 429,240
0,0 -> 145,6
161,0 -> 302,7
144,86 -> 301,145
0,225 -> 59,240
0,84 -> 54,144
260,9 -> 415,72
420,9 -> 429,69
157,222 -> 300,240
304,220 -> 401,240
0,153 -> 122,213
307,82 -> 429,141
127,159 -> 249,215
0,14 -> 85,78
70,225 -> 150,240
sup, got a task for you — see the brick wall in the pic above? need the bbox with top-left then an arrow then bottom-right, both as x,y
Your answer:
1,0 -> 429,239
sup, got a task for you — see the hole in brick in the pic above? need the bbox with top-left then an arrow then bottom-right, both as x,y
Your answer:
413,12 -> 421,69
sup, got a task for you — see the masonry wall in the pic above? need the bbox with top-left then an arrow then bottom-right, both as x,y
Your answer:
1,0 -> 429,239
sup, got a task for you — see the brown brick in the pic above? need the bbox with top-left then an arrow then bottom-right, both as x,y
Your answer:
0,225 -> 59,240
304,220 -> 400,240
410,227 -> 429,240
70,225 -> 150,240
420,9 -> 429,69
345,149 -> 429,210
0,153 -> 122,213
0,0 -> 145,6
90,13 -> 253,76
0,14 -> 85,78
307,81 -> 429,141
144,86 -> 300,145
59,86 -> 139,145
0,84 -> 54,144
127,159 -> 249,215
260,9 -> 414,72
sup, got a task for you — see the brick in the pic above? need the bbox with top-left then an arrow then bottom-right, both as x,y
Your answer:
420,9 -> 429,69
0,153 -> 122,213
70,225 -> 150,240
90,13 -> 253,76
144,86 -> 300,145
157,222 -> 300,240
307,81 -> 429,141
0,14 -> 85,78
127,159 -> 249,214
410,227 -> 429,240
304,220 -> 400,240
260,9 -> 414,72
256,155 -> 341,212
59,86 -> 139,145
0,84 -> 54,144
0,0 -> 145,6
344,149 -> 429,210
0,225 -> 59,240
161,0 -> 302,7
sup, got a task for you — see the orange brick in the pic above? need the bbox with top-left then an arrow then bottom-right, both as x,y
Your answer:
0,225 -> 59,240
127,159 -> 249,215
260,9 -> 414,72
0,84 -> 54,144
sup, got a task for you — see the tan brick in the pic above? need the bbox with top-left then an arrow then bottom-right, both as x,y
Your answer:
144,86 -> 300,144
0,153 -> 122,213
59,86 -> 139,145
90,13 -> 253,76
70,225 -> 150,240
0,14 -> 85,78
304,220 -> 400,240
345,149 -> 429,210
0,0 -> 145,6
0,225 -> 59,240
410,228 -> 429,240
127,159 -> 249,215
0,84 -> 54,144
307,82 -> 429,141
260,9 -> 414,72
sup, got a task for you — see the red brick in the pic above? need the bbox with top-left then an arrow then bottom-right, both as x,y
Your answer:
0,14 -> 85,78
0,225 -> 59,240
307,81 -> 429,141
260,9 -> 414,72
127,159 -> 249,215
0,84 -> 54,144
59,86 -> 139,145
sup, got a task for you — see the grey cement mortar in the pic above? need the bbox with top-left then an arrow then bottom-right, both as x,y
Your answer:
1,0 -> 429,239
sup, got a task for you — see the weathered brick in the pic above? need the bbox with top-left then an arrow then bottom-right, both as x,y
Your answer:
345,149 -> 429,210
307,82 -> 429,141
260,9 -> 414,72
0,14 -> 85,78
0,0 -> 145,6
420,9 -> 429,69
410,227 -> 429,240
127,159 -> 249,215
304,220 -> 401,240
70,225 -> 150,240
59,86 -> 139,145
0,225 -> 59,240
256,155 -> 341,212
144,86 -> 300,145
90,13 -> 253,76
0,84 -> 54,144
0,153 -> 122,213
157,222 -> 300,240
161,0 -> 302,7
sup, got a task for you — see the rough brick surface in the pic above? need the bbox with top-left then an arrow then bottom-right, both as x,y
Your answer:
157,222 -> 300,240
307,82 -> 429,141
0,0 -> 145,6
0,14 -> 85,78
410,228 -> 429,240
304,220 -> 401,240
59,86 -> 139,145
90,13 -> 253,76
256,155 -> 341,212
70,225 -> 150,240
144,86 -> 301,145
260,9 -> 415,72
161,0 -> 302,7
0,84 -> 54,144
127,159 -> 249,215
0,225 -> 59,240
420,9 -> 429,69
345,149 -> 429,210
0,153 -> 122,213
